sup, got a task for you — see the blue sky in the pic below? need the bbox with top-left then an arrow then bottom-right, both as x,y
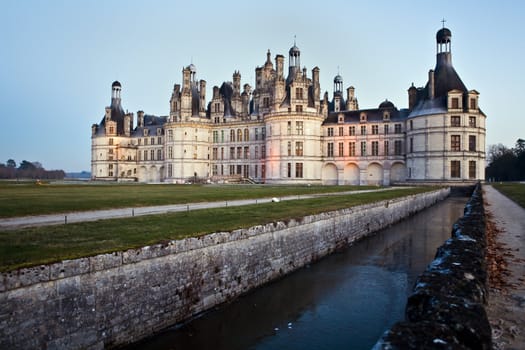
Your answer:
1,0 -> 524,172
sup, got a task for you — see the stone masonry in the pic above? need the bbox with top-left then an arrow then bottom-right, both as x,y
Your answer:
0,188 -> 449,349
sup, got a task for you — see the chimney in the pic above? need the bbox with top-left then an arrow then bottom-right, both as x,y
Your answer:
428,70 -> 435,99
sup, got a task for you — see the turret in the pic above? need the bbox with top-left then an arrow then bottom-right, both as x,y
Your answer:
137,110 -> 145,128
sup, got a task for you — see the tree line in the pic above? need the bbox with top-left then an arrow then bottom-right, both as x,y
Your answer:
0,159 -> 65,180
485,139 -> 525,181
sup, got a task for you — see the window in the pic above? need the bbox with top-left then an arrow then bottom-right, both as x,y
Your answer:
255,128 -> 259,140
151,137 -> 155,145
339,127 -> 344,136
214,102 -> 220,113
263,97 -> 270,108
230,130 -> 235,142
338,142 -> 344,157
451,116 -> 461,127
158,136 -> 162,144
221,130 -> 225,142
372,141 -> 379,156
157,149 -> 162,160
327,127 -> 334,137
144,129 -> 148,136
143,150 -> 148,161
296,88 -> 303,100
394,124 -> 402,134
287,121 -> 292,135
296,142 -> 303,156
451,97 -> 459,109
372,125 -> 379,135
150,150 -> 155,160
212,148 -> 218,160
451,135 -> 461,151
469,161 -> 476,179
296,105 -> 303,112
220,147 -> 224,160
469,135 -> 476,152
109,126 -> 114,134
384,125 -> 389,135
349,142 -> 356,156
295,163 -> 303,178
470,98 -> 476,110
212,165 -> 218,176
237,147 -> 242,159
261,146 -> 266,158
469,116 -> 476,127
287,163 -> 292,177
451,160 -> 461,178
394,140 -> 402,155
409,120 -> 413,130
237,129 -> 242,142
360,142 -> 366,156
296,121 -> 304,135
287,141 -> 292,156
410,137 -> 414,153
360,125 -> 366,135
244,129 -> 249,141
349,126 -> 355,136
138,139 -> 142,145
327,143 -> 334,157
255,146 -> 259,159
262,127 -> 266,139
168,130 -> 173,141
384,141 -> 389,156
244,147 -> 249,159
230,147 -> 235,159
168,146 -> 173,159
109,138 -> 113,145
213,131 -> 218,143
144,138 -> 148,145
108,164 -> 113,170
229,165 -> 234,175
168,164 -> 173,177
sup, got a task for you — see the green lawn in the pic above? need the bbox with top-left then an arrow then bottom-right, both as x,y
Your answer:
492,182 -> 525,208
0,186 -> 435,272
0,182 -> 374,218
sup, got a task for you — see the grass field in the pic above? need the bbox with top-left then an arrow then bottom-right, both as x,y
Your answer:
0,186 -> 436,272
492,182 -> 525,208
0,182 -> 374,218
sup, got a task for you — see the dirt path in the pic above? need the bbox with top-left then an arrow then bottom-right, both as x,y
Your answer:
483,185 -> 525,350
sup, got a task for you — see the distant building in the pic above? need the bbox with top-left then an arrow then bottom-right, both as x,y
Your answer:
91,27 -> 486,184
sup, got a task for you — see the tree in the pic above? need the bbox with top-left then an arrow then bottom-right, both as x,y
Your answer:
6,159 -> 16,168
486,139 -> 525,181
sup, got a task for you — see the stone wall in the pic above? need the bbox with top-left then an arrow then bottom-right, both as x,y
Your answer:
373,183 -> 491,349
0,188 -> 449,350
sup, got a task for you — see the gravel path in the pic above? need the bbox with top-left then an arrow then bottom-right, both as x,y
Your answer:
483,185 -> 525,350
0,187 -> 398,230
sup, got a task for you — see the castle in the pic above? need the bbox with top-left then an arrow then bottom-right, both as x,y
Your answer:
91,27 -> 486,185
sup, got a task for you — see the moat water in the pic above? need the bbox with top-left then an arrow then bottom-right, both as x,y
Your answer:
126,196 -> 468,350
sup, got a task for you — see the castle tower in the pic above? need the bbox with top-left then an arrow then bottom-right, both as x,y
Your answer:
287,40 -> 301,83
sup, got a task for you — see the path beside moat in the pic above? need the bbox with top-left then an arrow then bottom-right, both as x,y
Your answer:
483,185 -> 525,350
0,187 -> 401,230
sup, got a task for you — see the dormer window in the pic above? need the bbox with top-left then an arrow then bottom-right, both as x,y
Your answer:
360,113 -> 367,122
144,129 -> 149,136
338,113 -> 344,123
469,98 -> 476,110
157,128 -> 162,136
383,111 -> 390,121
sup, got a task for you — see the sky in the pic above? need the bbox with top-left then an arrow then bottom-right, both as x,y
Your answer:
1,0 -> 524,172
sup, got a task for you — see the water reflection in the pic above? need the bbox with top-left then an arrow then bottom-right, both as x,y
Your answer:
125,197 -> 467,350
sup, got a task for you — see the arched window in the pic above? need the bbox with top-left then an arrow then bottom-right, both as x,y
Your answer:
237,129 -> 242,142
244,128 -> 249,141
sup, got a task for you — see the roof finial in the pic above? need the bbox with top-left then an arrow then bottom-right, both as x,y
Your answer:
294,34 -> 296,46
441,18 -> 446,28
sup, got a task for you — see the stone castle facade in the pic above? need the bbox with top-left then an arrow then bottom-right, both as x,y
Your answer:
91,27 -> 486,185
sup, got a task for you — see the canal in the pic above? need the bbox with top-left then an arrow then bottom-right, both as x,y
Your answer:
125,196 -> 468,350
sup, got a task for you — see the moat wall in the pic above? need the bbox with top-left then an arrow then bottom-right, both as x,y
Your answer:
0,188 -> 449,350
